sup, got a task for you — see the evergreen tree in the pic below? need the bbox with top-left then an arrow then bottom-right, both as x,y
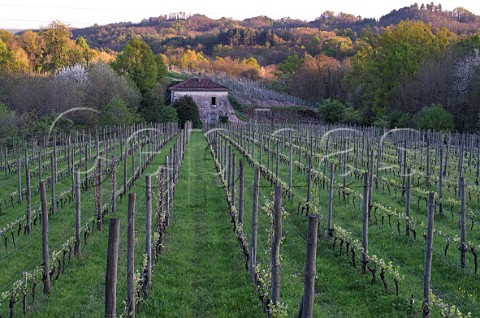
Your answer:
173,95 -> 201,128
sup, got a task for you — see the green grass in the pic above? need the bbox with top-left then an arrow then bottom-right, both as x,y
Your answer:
166,72 -> 189,81
21,137 -> 177,317
0,132 -> 177,317
233,109 -> 249,122
140,131 -> 264,317
228,96 -> 250,122
217,129 -> 480,317
214,137 -> 409,317
3,125 -> 480,317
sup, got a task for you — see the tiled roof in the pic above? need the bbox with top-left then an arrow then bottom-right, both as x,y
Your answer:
170,78 -> 228,91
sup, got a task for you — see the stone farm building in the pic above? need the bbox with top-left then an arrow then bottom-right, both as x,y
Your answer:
170,77 -> 238,124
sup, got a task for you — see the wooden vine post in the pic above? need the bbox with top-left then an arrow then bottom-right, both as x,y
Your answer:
267,136 -> 271,172
84,131 -> 89,189
275,139 -> 279,183
53,136 -> 57,184
423,192 -> 436,318
327,163 -> 335,237
71,134 -> 76,198
238,159 -> 244,224
250,167 -> 260,281
112,156 -> 117,214
75,170 -> 81,256
362,172 -> 369,274
105,218 -> 120,318
127,193 -> 136,318
402,139 -> 407,192
460,176 -> 467,270
131,138 -> 135,184
300,214 -> 319,318
271,185 -> 283,306
438,146 -> 443,215
342,139 -> 347,200
231,153 -> 236,207
145,175 -> 153,289
226,146 -> 231,193
23,271 -> 27,314
426,137 -> 431,188
289,131 -> 293,196
40,180 -> 51,294
96,157 -> 103,231
405,168 -> 411,237
368,150 -> 374,216
306,151 -> 312,212
25,150 -> 32,233
51,154 -> 56,215
38,149 -> 43,182
67,135 -> 71,177
165,155 -> 170,227
17,157 -> 22,203
123,140 -> 128,196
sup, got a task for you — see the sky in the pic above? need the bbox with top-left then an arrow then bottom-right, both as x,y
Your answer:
0,0 -> 479,30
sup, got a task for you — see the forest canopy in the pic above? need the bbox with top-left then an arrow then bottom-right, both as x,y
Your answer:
1,3 -> 480,134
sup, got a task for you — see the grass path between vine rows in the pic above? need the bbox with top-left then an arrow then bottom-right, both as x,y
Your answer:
140,131 -> 264,318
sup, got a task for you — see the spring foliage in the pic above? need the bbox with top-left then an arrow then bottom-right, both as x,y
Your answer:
172,95 -> 201,128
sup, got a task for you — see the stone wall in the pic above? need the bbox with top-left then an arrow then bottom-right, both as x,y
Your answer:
172,91 -> 230,124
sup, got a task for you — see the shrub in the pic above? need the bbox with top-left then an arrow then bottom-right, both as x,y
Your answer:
0,102 -> 19,139
343,106 -> 363,125
417,103 -> 455,131
88,62 -> 141,112
100,96 -> 139,126
220,115 -> 229,123
388,110 -> 413,128
318,98 -> 346,124
173,95 -> 201,128
157,106 -> 178,123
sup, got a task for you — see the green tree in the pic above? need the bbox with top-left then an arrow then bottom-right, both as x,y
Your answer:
345,21 -> 451,117
29,112 -> 74,139
306,35 -> 322,56
100,96 -> 139,126
0,38 -> 15,73
0,38 -> 29,73
0,102 -> 19,138
140,83 -> 168,122
155,54 -> 168,83
242,57 -> 260,69
343,106 -> 364,124
75,36 -> 92,67
112,38 -> 158,93
87,62 -> 141,112
323,36 -> 354,58
276,54 -> 304,77
157,106 -> 178,123
417,103 -> 455,131
318,98 -> 346,124
173,95 -> 201,128
40,21 -> 72,72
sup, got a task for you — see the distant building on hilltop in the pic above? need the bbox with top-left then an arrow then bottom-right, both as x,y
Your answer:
170,77 -> 238,124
